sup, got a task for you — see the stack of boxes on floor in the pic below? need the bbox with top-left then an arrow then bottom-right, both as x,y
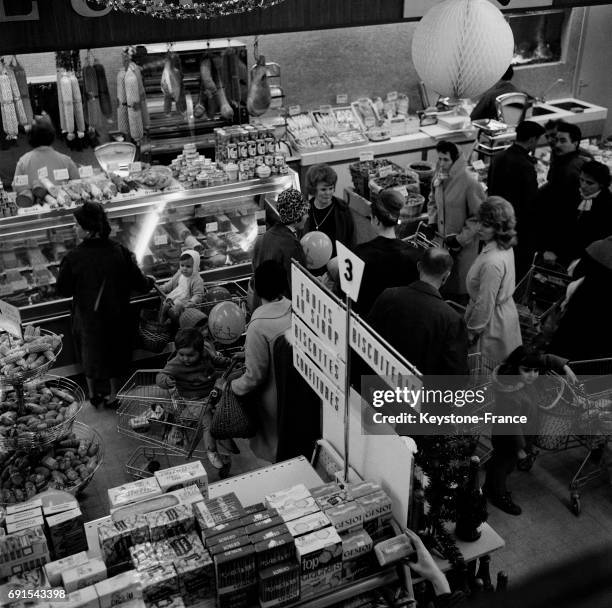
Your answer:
0,462 -> 396,608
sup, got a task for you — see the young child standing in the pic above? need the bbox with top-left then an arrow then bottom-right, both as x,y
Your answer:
156,328 -> 236,472
160,250 -> 205,322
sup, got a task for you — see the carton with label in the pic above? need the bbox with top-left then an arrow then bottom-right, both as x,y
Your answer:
264,485 -> 319,523
108,478 -> 162,510
194,493 -> 244,530
248,523 -> 290,546
346,481 -> 381,501
46,507 -> 87,559
5,507 -> 43,526
209,536 -> 251,555
355,491 -> 392,539
253,533 -> 296,570
174,551 -> 215,605
244,515 -> 284,537
300,562 -> 343,599
154,462 -> 208,496
213,544 -> 257,592
310,483 -> 350,510
217,584 -> 257,608
6,499 -> 43,516
205,530 -> 248,550
324,502 -> 364,536
95,570 -> 142,608
286,512 -> 330,538
62,558 -> 107,593
63,585 -> 100,608
146,504 -> 195,542
130,533 -> 205,571
6,515 -> 44,535
44,551 -> 88,587
258,561 -> 300,608
342,530 -> 375,582
99,519 -> 135,569
43,498 -> 79,517
0,527 -> 50,579
139,564 -> 179,604
8,565 -> 49,589
148,597 -> 184,608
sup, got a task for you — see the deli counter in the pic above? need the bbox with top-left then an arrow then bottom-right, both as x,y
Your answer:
0,171 -> 298,371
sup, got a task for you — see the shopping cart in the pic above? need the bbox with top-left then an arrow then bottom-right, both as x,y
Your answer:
117,357 -> 243,479
534,359 -> 612,516
514,257 -> 571,347
402,221 -> 438,251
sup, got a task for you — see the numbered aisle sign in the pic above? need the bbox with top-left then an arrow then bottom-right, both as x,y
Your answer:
336,241 -> 365,303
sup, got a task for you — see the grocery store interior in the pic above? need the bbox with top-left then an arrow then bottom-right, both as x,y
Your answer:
1,1 -> 612,607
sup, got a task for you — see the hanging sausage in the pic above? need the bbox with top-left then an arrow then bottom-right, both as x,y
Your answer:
0,65 -> 18,140
11,57 -> 34,131
93,60 -> 113,120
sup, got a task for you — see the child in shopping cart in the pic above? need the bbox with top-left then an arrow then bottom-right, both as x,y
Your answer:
159,250 -> 205,323
156,328 -> 236,471
484,345 -> 577,516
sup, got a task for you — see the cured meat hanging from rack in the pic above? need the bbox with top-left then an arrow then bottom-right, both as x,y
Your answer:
195,56 -> 216,120
247,55 -> 271,117
161,52 -> 186,116
125,63 -> 144,143
70,72 -> 86,139
226,48 -> 242,111
211,54 -> 234,121
59,70 -> 75,140
116,67 -> 130,137
0,66 -> 18,140
11,58 -> 34,130
82,63 -> 103,136
6,65 -> 28,128
94,60 -> 113,119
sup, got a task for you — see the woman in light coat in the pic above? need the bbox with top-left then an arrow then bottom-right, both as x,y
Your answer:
465,197 -> 522,367
428,140 -> 486,300
231,260 -> 292,463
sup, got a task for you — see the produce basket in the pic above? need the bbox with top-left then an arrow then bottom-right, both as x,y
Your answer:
0,375 -> 84,452
349,159 -> 405,200
0,421 -> 103,505
0,329 -> 63,385
399,193 -> 426,221
368,169 -> 421,204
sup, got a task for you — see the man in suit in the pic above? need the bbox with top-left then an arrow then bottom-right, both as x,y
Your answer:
488,120 -> 544,279
367,247 -> 469,376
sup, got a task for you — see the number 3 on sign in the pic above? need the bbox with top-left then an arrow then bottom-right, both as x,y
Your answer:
336,241 -> 365,303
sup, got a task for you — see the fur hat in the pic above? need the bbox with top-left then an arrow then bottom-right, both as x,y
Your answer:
179,308 -> 208,330
276,188 -> 308,225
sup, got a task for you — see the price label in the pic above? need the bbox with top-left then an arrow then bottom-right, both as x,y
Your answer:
206,222 -> 218,233
154,233 -> 168,246
387,91 -> 399,102
336,94 -> 348,105
378,165 -> 393,178
336,241 -> 365,303
79,165 -> 94,178
37,166 -> 48,179
359,150 -> 374,163
0,299 -> 22,339
472,160 -> 486,171
53,168 -> 70,181
129,162 -> 142,173
14,175 -> 29,187
288,105 -> 301,116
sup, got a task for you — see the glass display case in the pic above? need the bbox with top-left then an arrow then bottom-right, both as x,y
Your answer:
0,171 -> 298,329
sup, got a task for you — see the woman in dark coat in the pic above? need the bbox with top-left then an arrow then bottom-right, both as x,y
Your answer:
550,236 -> 612,361
571,161 -> 612,261
57,202 -> 153,406
303,164 -> 355,274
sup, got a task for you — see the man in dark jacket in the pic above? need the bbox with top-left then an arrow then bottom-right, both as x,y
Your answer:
488,120 -> 544,279
470,65 -> 518,121
251,188 -> 307,307
537,121 -> 585,265
353,189 -> 419,315
367,248 -> 469,376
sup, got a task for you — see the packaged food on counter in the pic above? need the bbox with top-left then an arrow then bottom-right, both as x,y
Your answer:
174,551 -> 215,606
146,504 -> 195,542
258,561 -> 300,608
286,113 -> 330,153
61,557 -> 107,593
44,551 -> 88,587
213,544 -> 257,594
324,502 -> 365,536
60,585 -> 100,608
311,483 -> 350,511
108,477 -> 163,510
0,526 -> 50,579
139,563 -> 179,605
342,530 -> 375,582
253,533 -> 296,571
154,461 -> 208,496
45,506 -> 88,559
264,484 -> 319,523
95,570 -> 142,608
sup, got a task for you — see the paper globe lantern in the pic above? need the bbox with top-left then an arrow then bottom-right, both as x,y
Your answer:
300,231 -> 333,270
208,301 -> 246,345
412,0 -> 514,100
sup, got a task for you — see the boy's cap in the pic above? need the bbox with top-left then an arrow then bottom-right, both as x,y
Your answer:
179,308 -> 208,329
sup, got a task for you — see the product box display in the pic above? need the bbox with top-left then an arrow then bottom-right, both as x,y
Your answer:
146,504 -> 195,542
347,482 -> 382,501
44,551 -> 89,587
209,536 -> 252,555
258,561 -> 300,608
5,507 -> 43,526
5,515 -> 45,534
62,585 -> 100,608
217,583 -> 257,608
195,493 -> 244,531
154,462 -> 208,496
0,526 -> 50,579
130,533 -> 206,571
311,483 -> 350,510
325,502 -> 365,536
253,533 -> 296,570
249,524 -> 291,546
213,544 -> 257,593
286,511 -> 331,538
108,478 -> 163,510
342,530 -> 375,582
45,507 -> 88,559
139,563 -> 179,604
294,527 -> 343,575
355,491 -> 392,538
43,498 -> 80,517
244,515 -> 284,537
62,558 -> 107,593
6,499 -> 43,516
264,485 -> 319,523
300,562 -> 343,599
94,570 -> 142,608
174,551 -> 215,605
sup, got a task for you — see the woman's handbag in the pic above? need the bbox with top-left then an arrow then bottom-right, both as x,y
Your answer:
211,365 -> 257,439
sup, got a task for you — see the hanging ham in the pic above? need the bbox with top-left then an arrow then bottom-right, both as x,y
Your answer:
247,55 -> 271,117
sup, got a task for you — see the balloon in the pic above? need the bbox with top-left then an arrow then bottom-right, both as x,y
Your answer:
300,231 -> 333,270
205,286 -> 232,304
208,301 -> 246,345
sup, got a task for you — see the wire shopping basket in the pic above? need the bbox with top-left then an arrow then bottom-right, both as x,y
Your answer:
402,221 -> 437,251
